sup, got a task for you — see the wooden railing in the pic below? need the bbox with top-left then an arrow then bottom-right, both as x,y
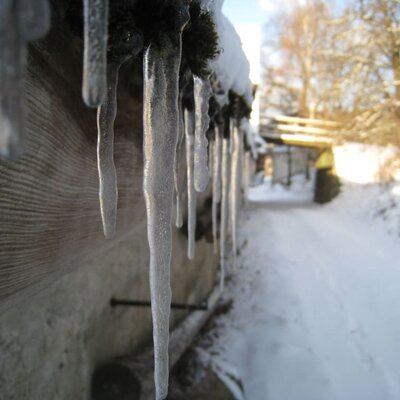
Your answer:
259,114 -> 340,147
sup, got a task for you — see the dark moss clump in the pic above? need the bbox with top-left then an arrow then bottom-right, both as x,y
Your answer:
208,95 -> 220,121
107,5 -> 143,62
182,1 -> 219,78
62,0 -> 84,37
228,90 -> 252,122
132,0 -> 190,47
181,76 -> 195,111
215,91 -> 251,139
60,0 -> 218,77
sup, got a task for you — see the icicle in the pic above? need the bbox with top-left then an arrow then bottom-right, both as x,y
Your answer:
193,76 -> 212,192
20,0 -> 50,41
230,125 -> 241,272
142,3 -> 189,398
209,140 -> 214,178
185,109 -> 196,260
243,150 -> 251,204
0,0 -> 50,159
238,130 -> 244,207
220,138 -> 230,291
212,126 -> 222,254
82,0 -> 109,108
97,61 -> 124,238
174,105 -> 184,228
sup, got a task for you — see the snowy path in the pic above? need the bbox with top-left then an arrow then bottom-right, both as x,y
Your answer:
202,188 -> 400,400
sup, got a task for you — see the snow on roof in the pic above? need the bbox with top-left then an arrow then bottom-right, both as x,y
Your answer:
202,0 -> 253,107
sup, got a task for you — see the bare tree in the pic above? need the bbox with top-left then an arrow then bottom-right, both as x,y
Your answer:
262,1 -> 336,118
342,0 -> 400,146
261,0 -> 400,147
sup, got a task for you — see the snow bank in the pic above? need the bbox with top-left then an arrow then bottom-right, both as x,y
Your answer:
248,175 -> 314,204
334,143 -> 397,184
192,177 -> 400,400
327,182 -> 400,239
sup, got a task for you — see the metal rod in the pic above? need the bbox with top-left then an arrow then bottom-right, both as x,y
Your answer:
110,298 -> 208,311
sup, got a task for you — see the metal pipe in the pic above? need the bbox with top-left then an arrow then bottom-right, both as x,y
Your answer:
110,298 -> 208,311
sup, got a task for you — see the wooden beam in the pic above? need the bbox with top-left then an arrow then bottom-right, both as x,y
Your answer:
261,114 -> 340,128
272,123 -> 332,136
261,132 -> 333,148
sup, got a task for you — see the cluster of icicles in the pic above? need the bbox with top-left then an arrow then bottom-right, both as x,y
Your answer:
0,1 -> 255,399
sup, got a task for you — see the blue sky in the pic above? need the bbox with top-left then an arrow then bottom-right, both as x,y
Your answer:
222,0 -> 269,26
222,0 -> 348,26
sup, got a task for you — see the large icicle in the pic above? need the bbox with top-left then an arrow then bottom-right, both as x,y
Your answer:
185,109 -> 196,260
142,3 -> 189,398
230,125 -> 240,271
193,76 -> 212,192
96,61 -> 123,238
212,126 -> 222,254
174,105 -> 184,228
82,0 -> 109,108
220,138 -> 230,291
0,0 -> 50,159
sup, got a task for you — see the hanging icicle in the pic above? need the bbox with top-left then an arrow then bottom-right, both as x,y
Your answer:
96,59 -> 125,239
230,123 -> 241,271
0,0 -> 50,159
82,0 -> 109,108
185,109 -> 196,260
174,105 -> 185,228
238,128 -> 244,209
220,138 -> 230,291
212,125 -> 222,254
209,139 -> 214,178
193,76 -> 212,192
96,14 -> 142,238
142,3 -> 189,398
20,0 -> 50,41
243,150 -> 252,204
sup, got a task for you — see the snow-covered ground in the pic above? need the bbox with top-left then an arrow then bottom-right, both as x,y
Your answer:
195,177 -> 400,400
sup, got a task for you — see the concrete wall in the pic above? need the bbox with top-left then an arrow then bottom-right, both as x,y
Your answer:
0,224 -> 217,400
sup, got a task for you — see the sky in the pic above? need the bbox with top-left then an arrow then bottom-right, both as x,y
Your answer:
221,0 -> 269,127
221,0 -> 271,83
223,0 -> 347,26
222,0 -> 270,26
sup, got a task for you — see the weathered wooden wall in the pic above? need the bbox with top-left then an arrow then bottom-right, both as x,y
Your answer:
0,26 -> 146,307
0,21 -> 217,400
